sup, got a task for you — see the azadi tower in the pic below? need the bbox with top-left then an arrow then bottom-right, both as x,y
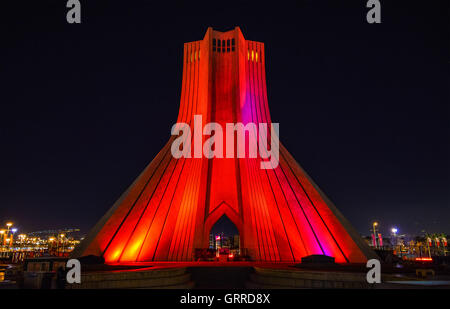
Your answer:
73,27 -> 376,264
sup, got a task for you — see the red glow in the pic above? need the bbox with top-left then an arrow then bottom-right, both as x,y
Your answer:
415,257 -> 433,262
74,27 -> 375,264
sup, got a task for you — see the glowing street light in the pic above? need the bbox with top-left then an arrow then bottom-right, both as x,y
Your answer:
59,233 -> 66,255
0,230 -> 4,247
9,228 -> 17,248
372,222 -> 379,249
391,227 -> 399,251
4,223 -> 14,250
5,222 -> 13,246
5,222 -> 13,237
48,237 -> 56,254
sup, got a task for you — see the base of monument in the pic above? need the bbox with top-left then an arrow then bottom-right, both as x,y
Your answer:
67,266 -> 194,289
247,267 -> 371,288
65,261 -> 445,289
246,267 -> 450,289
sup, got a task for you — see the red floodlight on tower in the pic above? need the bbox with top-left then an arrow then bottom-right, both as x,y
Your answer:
73,27 -> 376,264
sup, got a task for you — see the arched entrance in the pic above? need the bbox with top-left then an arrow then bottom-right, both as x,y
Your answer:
195,210 -> 242,261
209,215 -> 240,261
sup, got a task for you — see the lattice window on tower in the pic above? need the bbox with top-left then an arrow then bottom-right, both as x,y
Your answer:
222,40 -> 225,52
232,38 -> 235,51
217,39 -> 221,52
227,39 -> 230,52
213,39 -> 216,52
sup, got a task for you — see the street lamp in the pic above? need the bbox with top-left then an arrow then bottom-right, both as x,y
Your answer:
5,222 -> 13,238
59,234 -> 66,255
5,222 -> 13,249
372,222 -> 379,249
48,237 -> 56,255
391,227 -> 399,255
0,230 -> 5,250
6,222 -> 13,236
10,228 -> 17,249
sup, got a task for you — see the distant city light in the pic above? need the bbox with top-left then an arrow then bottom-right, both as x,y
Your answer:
0,223 -> 83,263
391,228 -> 398,234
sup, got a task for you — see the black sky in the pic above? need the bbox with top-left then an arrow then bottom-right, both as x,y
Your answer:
1,0 -> 449,237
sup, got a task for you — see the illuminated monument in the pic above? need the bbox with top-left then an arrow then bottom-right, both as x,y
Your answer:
73,27 -> 376,263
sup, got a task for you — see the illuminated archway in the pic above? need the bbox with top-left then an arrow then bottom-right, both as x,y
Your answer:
208,214 -> 240,258
203,202 -> 243,250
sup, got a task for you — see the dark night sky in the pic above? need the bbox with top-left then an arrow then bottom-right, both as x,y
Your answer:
1,1 -> 449,237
